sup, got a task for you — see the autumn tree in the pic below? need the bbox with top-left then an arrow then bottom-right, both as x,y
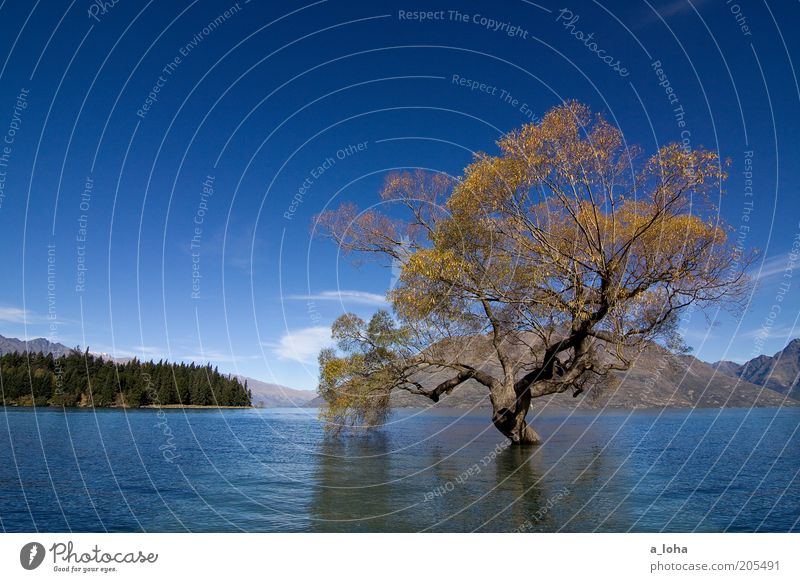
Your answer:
315,101 -> 750,445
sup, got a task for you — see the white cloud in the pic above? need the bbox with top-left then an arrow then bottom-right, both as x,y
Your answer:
272,326 -> 334,364
91,344 -> 162,358
656,0 -> 709,19
178,351 -> 261,364
90,342 -> 265,366
636,0 -> 714,27
134,345 -> 164,356
0,306 -> 44,324
288,290 -> 388,306
750,253 -> 793,283
738,324 -> 799,341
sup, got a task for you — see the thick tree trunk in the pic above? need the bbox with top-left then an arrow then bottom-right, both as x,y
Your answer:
492,408 -> 541,445
489,378 -> 541,446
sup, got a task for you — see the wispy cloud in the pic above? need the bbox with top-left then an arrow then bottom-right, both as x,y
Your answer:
92,344 -> 262,366
134,345 -> 164,356
738,324 -> 799,341
288,290 -> 388,306
750,253 -> 793,283
635,0 -> 714,27
88,344 -> 165,361
655,0 -> 707,19
270,326 -> 333,364
178,351 -> 261,364
0,306 -> 45,324
178,222 -> 266,273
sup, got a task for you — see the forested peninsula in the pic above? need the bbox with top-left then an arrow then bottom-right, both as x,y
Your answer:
0,350 -> 252,408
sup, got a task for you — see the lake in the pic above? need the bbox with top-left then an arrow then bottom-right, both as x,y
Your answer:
0,407 -> 798,532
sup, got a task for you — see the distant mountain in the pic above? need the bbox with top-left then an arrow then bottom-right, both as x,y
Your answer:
0,334 -> 74,358
307,336 -> 797,411
597,349 -> 792,409
0,334 -> 127,363
713,339 -> 800,401
710,360 -> 743,378
237,376 -> 316,408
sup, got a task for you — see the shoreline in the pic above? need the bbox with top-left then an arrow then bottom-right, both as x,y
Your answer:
2,404 -> 796,413
140,404 -> 252,409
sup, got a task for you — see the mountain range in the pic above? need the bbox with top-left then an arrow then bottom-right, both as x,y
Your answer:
712,339 -> 800,401
306,335 -> 800,411
3,332 -> 800,410
374,340 -> 798,411
0,335 -> 75,358
234,376 -> 316,408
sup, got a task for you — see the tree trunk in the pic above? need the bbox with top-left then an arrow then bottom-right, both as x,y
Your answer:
489,378 -> 541,446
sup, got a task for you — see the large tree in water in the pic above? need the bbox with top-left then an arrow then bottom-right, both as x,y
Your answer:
314,101 -> 750,445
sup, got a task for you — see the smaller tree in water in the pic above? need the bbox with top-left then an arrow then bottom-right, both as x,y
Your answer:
315,101 -> 751,445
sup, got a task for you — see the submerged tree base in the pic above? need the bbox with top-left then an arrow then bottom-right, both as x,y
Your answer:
492,406 -> 542,445
505,425 -> 541,446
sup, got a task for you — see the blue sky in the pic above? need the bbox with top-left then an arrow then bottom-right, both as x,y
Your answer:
0,0 -> 798,389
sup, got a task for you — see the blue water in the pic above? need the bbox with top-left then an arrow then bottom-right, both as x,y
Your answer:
0,407 -> 798,532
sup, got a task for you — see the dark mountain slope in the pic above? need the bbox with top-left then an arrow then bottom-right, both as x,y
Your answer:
731,339 -> 800,400
0,335 -> 74,358
311,335 -> 795,410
